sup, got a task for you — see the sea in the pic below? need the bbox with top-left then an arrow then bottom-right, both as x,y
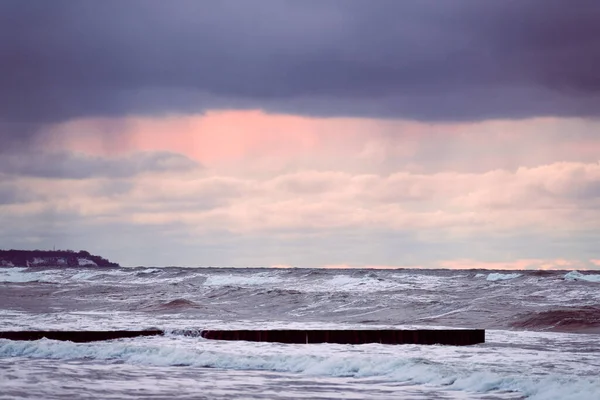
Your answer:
0,266 -> 599,399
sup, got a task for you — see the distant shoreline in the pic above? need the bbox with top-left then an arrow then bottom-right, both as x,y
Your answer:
0,249 -> 120,268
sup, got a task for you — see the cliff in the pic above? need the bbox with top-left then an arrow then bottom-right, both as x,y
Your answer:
0,250 -> 120,268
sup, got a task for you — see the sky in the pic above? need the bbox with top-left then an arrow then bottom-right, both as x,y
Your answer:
1,0 -> 600,269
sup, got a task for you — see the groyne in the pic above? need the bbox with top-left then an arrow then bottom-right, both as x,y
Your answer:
0,330 -> 163,342
201,329 -> 484,345
0,329 -> 484,345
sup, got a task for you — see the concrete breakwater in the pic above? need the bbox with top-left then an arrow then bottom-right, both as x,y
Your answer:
0,329 -> 484,345
0,330 -> 163,342
200,329 -> 484,345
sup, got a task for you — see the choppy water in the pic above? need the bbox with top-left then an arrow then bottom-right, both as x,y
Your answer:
1,266 -> 599,399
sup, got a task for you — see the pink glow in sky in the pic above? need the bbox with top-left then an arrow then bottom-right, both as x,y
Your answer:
45,111 -> 388,164
5,110 -> 600,268
2,1 -> 600,268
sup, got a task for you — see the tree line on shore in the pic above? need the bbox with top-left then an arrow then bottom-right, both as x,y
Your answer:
0,249 -> 119,268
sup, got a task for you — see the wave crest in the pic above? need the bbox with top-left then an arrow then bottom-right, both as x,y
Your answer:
480,273 -> 522,282
1,339 -> 599,399
511,306 -> 600,332
564,271 -> 600,283
142,299 -> 202,311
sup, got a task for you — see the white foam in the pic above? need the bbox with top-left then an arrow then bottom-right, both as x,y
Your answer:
486,273 -> 521,282
0,338 -> 598,399
448,371 -> 600,400
204,273 -> 282,287
202,272 -> 460,294
389,273 -> 464,291
139,268 -> 161,274
318,275 -> 398,293
0,267 -> 50,283
564,271 -> 600,283
70,271 -> 102,281
68,269 -> 160,285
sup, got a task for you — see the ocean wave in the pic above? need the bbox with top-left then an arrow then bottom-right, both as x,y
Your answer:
257,288 -> 303,296
511,306 -> 600,332
319,275 -> 398,293
133,268 -> 163,276
529,270 -> 557,277
564,271 -> 600,283
204,273 -> 283,287
485,273 -> 522,282
204,272 -> 399,293
0,339 -> 598,399
164,329 -> 205,337
0,267 -> 52,283
70,271 -> 103,281
141,299 -> 203,311
69,268 -> 173,285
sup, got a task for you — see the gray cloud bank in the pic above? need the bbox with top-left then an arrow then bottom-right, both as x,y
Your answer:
0,151 -> 199,179
0,0 -> 599,132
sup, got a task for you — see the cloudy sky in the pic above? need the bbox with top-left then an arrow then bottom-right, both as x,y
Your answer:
1,0 -> 600,269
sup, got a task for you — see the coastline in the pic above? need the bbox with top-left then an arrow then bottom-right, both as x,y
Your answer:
0,249 -> 119,268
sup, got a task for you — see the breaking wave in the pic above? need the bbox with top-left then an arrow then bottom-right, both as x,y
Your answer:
306,275 -> 399,293
484,273 -> 522,282
3,266 -> 600,333
564,271 -> 600,283
0,338 -> 598,399
0,268 -> 51,283
203,273 -> 283,287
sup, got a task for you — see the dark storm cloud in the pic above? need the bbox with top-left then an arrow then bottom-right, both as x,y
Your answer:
0,0 -> 599,132
0,151 -> 200,179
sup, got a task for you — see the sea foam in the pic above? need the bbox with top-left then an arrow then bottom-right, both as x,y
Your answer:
485,273 -> 522,282
0,268 -> 50,283
203,273 -> 283,287
564,270 -> 600,283
0,338 -> 597,399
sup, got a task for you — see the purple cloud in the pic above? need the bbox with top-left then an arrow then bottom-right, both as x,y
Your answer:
0,0 -> 598,131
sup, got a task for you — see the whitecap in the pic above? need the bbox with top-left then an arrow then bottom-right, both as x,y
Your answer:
204,273 -> 282,287
486,273 -> 521,282
0,267 -> 50,283
564,271 -> 600,283
1,338 -> 599,399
